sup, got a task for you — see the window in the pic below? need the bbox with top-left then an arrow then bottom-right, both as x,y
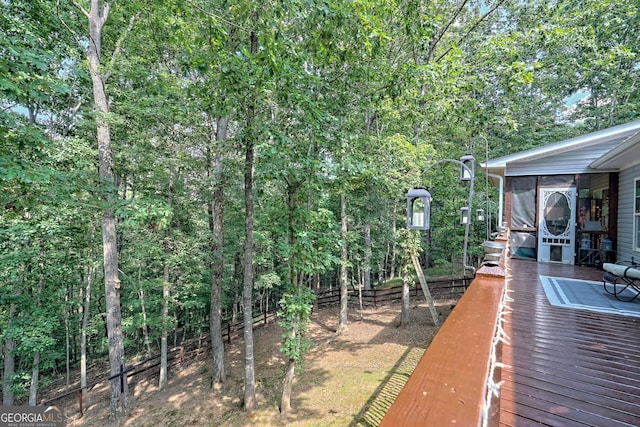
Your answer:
635,179 -> 640,251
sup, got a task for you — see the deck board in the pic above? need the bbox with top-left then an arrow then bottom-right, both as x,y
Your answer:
500,259 -> 640,426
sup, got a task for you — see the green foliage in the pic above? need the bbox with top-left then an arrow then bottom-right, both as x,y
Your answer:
255,272 -> 281,290
1,0 -> 638,402
277,287 -> 315,367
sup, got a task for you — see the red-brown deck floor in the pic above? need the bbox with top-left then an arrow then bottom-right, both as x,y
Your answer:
500,259 -> 640,426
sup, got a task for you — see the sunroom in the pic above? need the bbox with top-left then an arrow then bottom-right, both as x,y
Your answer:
484,120 -> 640,266
380,119 -> 640,426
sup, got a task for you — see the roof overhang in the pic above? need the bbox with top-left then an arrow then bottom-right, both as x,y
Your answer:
483,120 -> 640,177
590,131 -> 640,170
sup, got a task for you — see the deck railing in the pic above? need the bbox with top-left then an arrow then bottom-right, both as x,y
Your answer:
380,234 -> 508,427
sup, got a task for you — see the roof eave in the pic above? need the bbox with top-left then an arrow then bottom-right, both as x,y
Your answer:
485,120 -> 640,171
591,132 -> 640,170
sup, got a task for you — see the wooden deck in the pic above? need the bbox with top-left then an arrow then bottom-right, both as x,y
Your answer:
501,259 -> 640,426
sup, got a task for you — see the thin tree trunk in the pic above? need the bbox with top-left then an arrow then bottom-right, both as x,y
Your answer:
242,133 -> 256,410
390,199 -> 398,279
81,261 -> 94,414
280,318 -> 297,416
209,117 -> 228,388
338,193 -> 349,334
138,266 -> 152,357
241,31 -> 259,412
280,359 -> 296,413
159,265 -> 169,389
279,178 -> 307,414
65,291 -> 71,388
29,259 -> 45,406
364,221 -> 371,290
85,1 -> 129,416
102,212 -> 127,418
160,148 -> 176,391
2,298 -> 17,405
401,276 -> 410,327
232,252 -> 241,323
29,352 -> 40,406
312,273 -> 320,311
2,338 -> 16,405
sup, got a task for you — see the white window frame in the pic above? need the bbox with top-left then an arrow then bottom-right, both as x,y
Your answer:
635,178 -> 640,252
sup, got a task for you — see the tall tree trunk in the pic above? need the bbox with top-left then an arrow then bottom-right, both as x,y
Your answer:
159,265 -> 169,389
138,266 -> 152,357
242,134 -> 256,410
242,30 -> 259,412
65,290 -> 71,388
81,260 -> 94,413
338,193 -> 349,334
390,199 -> 398,279
2,300 -> 17,405
29,264 -> 45,405
278,177 -> 307,414
364,221 -> 371,290
139,289 -> 152,356
209,117 -> 228,389
84,1 -> 129,416
160,159 -> 175,391
29,352 -> 40,406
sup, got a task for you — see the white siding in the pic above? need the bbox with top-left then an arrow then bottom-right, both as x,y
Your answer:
616,164 -> 640,263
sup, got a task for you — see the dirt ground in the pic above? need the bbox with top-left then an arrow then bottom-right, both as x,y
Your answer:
63,299 -> 456,427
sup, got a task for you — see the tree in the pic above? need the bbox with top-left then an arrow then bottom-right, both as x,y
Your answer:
208,117 -> 228,388
73,0 -> 137,416
240,28 -> 259,411
278,287 -> 314,413
338,193 -> 349,334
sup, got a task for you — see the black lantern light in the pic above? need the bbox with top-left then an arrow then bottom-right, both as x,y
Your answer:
406,187 -> 431,230
459,154 -> 475,181
460,206 -> 471,225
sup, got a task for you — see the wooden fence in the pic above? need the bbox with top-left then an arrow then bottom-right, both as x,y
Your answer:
42,311 -> 278,418
42,278 -> 468,419
316,277 -> 470,308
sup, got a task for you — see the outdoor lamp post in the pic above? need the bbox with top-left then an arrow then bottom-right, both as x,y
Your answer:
406,153 -> 476,274
406,187 -> 431,230
476,208 -> 485,222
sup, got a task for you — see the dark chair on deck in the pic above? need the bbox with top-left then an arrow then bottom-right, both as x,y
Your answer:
603,262 -> 640,302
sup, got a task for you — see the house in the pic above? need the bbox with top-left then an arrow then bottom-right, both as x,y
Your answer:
484,119 -> 640,265
381,120 -> 640,427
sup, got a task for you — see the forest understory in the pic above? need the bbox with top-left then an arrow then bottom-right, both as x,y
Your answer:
46,300 -> 456,427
